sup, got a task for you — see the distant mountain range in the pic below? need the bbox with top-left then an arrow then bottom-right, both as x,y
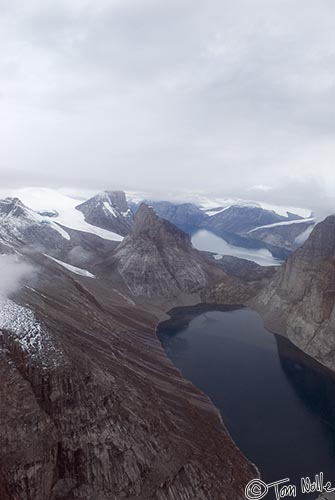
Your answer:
132,197 -> 315,259
1,187 -> 315,262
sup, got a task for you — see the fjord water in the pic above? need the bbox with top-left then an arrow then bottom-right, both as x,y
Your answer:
157,307 -> 335,499
191,229 -> 281,266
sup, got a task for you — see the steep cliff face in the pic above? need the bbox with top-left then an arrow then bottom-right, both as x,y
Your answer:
0,254 -> 257,500
253,215 -> 335,370
107,204 -> 226,299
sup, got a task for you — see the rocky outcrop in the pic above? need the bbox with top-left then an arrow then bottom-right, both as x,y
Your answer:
105,204 -> 226,299
200,255 -> 277,304
76,191 -> 133,237
253,215 -> 335,371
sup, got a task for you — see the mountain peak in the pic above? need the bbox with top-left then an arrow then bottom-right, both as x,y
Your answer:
76,190 -> 133,236
97,190 -> 129,213
132,203 -> 191,246
109,205 -> 224,298
298,214 -> 335,261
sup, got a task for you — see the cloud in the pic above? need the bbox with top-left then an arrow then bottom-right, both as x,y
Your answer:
0,0 -> 335,210
0,255 -> 35,298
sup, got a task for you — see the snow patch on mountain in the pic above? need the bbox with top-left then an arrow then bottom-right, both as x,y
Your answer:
0,298 -> 63,367
49,222 -> 71,240
44,255 -> 96,278
103,201 -> 118,217
248,217 -> 315,233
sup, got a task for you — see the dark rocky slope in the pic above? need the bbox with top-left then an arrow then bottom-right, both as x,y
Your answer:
253,215 -> 335,371
206,254 -> 277,281
0,201 -> 259,499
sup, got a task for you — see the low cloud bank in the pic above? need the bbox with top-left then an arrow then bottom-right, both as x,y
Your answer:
0,255 -> 35,298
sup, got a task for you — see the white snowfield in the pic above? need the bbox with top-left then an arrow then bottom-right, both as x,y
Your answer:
44,255 -> 96,279
0,198 -> 71,241
0,297 -> 63,367
248,217 -> 315,233
1,187 -> 123,242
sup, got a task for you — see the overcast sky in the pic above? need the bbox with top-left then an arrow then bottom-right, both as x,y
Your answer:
1,0 -> 335,211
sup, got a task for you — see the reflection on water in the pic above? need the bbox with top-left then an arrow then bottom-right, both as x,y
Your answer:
158,306 -> 335,500
276,335 -> 335,439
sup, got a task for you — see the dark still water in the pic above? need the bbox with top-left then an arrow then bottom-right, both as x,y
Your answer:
157,306 -> 335,499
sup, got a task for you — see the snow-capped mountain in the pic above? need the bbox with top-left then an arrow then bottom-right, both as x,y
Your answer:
0,195 -> 121,271
76,190 -> 133,236
0,187 -> 124,242
0,197 -> 71,253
